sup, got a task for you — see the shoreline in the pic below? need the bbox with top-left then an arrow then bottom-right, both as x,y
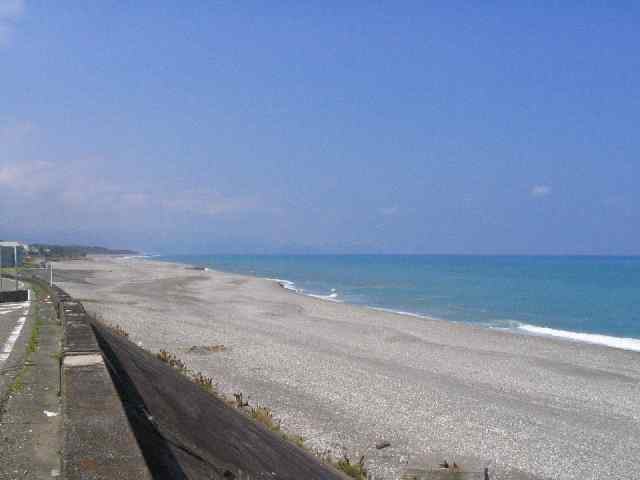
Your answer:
148,254 -> 640,354
52,255 -> 640,479
277,278 -> 640,354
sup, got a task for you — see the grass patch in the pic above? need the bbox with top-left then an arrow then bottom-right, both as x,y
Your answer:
156,349 -> 216,394
192,371 -> 215,393
27,316 -> 42,354
332,455 -> 367,480
8,367 -> 26,394
250,405 -> 280,432
157,349 -> 188,372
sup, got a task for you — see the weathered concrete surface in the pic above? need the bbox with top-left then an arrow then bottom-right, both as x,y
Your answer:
62,300 -> 100,354
60,296 -> 152,480
62,363 -> 153,480
0,295 -> 63,479
62,353 -> 103,367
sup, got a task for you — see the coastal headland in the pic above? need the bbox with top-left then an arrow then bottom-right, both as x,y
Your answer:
53,256 -> 640,480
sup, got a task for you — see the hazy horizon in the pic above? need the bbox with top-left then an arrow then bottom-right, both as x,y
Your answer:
2,2 -> 638,255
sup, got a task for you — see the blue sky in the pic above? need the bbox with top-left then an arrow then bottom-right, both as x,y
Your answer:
1,1 -> 638,254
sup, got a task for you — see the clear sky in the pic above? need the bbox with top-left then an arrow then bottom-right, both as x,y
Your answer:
1,1 -> 638,254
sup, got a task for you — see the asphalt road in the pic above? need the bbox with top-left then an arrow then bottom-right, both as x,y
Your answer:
0,298 -> 31,397
1,269 -> 51,401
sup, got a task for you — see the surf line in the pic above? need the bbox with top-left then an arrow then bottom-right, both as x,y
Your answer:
0,313 -> 28,364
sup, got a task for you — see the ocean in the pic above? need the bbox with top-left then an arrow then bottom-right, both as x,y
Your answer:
155,255 -> 640,352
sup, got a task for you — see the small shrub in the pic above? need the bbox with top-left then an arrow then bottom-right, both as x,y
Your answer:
233,392 -> 249,408
192,371 -> 215,393
250,405 -> 280,432
157,349 -> 171,363
157,349 -> 187,371
9,370 -> 25,394
329,454 -> 367,480
111,324 -> 129,337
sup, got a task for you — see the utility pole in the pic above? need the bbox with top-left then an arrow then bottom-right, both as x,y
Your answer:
50,263 -> 53,287
0,245 -> 3,290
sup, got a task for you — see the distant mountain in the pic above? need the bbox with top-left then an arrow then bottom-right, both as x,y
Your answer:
30,244 -> 138,257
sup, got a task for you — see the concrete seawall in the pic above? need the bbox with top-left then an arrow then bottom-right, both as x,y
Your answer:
49,279 -> 349,479
56,286 -> 153,480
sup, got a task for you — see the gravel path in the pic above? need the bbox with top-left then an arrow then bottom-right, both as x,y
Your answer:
54,256 -> 640,480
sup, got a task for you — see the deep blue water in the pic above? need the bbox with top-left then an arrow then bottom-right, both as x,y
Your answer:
155,255 -> 640,348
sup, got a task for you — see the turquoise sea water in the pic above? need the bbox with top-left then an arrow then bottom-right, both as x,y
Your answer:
155,255 -> 640,350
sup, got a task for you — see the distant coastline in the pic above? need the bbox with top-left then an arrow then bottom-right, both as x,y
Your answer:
31,244 -> 138,258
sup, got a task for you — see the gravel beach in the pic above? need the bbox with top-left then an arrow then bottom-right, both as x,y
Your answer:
54,256 -> 640,480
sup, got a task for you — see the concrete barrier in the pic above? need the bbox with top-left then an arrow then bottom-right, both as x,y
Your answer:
55,288 -> 153,479
0,289 -> 29,303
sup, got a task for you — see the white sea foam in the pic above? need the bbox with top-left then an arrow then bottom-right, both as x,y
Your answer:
485,319 -> 526,330
307,288 -> 341,302
518,324 -> 640,352
269,279 -> 341,301
376,311 -> 640,354
269,278 -> 299,293
368,306 -> 432,319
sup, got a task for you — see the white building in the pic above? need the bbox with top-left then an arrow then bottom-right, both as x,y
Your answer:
0,241 -> 28,267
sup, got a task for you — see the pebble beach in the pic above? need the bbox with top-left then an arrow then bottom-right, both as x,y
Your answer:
54,256 -> 640,480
